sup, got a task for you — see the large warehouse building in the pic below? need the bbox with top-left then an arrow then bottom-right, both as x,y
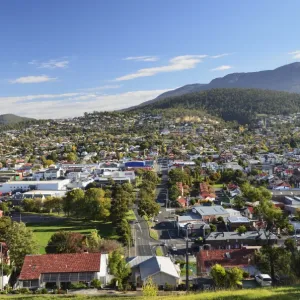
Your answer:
0,179 -> 70,194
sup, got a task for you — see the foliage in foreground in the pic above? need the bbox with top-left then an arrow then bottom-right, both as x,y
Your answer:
2,286 -> 300,299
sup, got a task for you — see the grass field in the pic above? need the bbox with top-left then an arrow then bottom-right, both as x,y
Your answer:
3,286 -> 300,299
27,219 -> 118,254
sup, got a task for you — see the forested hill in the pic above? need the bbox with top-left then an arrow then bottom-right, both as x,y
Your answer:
0,114 -> 33,125
133,88 -> 300,124
144,62 -> 300,102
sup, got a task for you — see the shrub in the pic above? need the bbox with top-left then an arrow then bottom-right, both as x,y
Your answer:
70,282 -> 87,289
91,279 -> 102,289
243,271 -> 250,279
19,288 -> 32,294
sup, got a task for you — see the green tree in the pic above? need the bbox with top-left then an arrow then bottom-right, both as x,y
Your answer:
44,197 -> 63,214
66,152 -> 77,162
0,217 -> 12,240
225,267 -> 244,288
237,225 -> 247,234
87,229 -> 102,252
63,189 -> 85,217
110,185 -> 129,225
233,195 -> 245,209
45,231 -> 87,254
84,188 -> 111,220
108,250 -> 131,290
0,202 -> 9,215
169,185 -> 181,201
5,222 -> 39,270
210,264 -> 226,288
210,224 -> 217,232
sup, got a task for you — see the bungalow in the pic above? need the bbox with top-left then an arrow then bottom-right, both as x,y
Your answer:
127,256 -> 180,288
18,253 -> 109,289
197,248 -> 257,276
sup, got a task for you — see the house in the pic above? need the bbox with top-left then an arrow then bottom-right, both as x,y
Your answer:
227,216 -> 251,230
127,256 -> 180,288
44,168 -> 64,180
197,248 -> 257,276
204,230 -> 277,250
18,253 -> 109,289
192,206 -> 230,222
177,197 -> 187,207
176,214 -> 207,236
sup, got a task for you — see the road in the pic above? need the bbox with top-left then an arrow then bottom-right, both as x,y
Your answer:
133,204 -> 155,256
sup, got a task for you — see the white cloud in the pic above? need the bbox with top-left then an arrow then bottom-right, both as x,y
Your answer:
289,51 -> 300,59
211,65 -> 233,71
210,53 -> 231,59
124,56 -> 159,62
79,84 -> 122,92
29,59 -> 69,69
116,55 -> 207,81
10,75 -> 57,84
0,89 -> 171,119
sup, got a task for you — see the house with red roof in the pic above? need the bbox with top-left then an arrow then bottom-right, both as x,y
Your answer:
197,248 -> 257,276
18,253 -> 109,289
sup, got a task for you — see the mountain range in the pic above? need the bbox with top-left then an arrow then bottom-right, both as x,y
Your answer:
137,62 -> 300,107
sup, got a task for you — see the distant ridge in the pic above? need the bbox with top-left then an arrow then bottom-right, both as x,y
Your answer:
0,114 -> 34,125
130,62 -> 300,109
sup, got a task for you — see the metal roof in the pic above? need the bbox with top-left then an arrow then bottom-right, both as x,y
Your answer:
193,205 -> 229,216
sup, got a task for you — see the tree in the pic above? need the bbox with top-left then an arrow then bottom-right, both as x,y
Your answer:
169,185 -> 181,201
110,185 -> 130,225
138,196 -> 160,219
66,152 -> 77,162
169,168 -> 189,185
116,218 -> 132,246
237,225 -> 247,235
233,195 -> 245,209
284,238 -> 297,253
44,197 -> 63,214
45,231 -> 87,254
63,189 -> 84,216
0,202 -> 9,215
255,246 -> 292,279
99,239 -> 122,253
142,277 -> 158,296
210,264 -> 226,287
225,267 -> 244,288
108,250 -> 131,290
84,188 -> 111,220
0,217 -> 12,239
142,171 -> 158,184
5,222 -> 39,270
87,229 -> 102,252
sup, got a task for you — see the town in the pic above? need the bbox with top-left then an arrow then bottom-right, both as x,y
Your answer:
0,109 -> 299,295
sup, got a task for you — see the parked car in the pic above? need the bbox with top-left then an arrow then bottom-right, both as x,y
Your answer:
255,274 -> 272,286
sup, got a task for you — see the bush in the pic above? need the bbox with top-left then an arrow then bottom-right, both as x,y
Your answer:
70,282 -> 87,289
35,288 -> 48,294
18,288 -> 32,294
243,271 -> 250,278
91,279 -> 102,289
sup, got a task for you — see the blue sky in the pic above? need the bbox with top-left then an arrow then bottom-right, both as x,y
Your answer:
1,0 -> 300,118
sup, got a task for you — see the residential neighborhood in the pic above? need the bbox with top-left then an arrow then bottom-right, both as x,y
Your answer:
0,109 -> 300,295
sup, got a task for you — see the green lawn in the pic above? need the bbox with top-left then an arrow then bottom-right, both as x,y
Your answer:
27,219 -> 118,254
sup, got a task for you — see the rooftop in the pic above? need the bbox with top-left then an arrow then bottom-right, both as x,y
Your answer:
19,253 -> 101,280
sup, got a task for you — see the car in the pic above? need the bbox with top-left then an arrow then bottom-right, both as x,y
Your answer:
255,274 -> 272,286
154,219 -> 159,222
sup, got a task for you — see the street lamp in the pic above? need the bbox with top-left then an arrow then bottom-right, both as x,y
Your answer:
185,222 -> 192,292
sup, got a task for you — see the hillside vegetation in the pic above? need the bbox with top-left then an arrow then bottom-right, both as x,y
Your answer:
0,114 -> 33,125
136,88 -> 300,124
3,286 -> 300,299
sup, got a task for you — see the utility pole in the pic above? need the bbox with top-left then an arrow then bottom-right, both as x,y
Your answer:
1,242 -> 3,291
185,223 -> 192,292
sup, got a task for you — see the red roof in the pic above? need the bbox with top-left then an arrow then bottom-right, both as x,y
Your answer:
247,207 -> 254,213
19,253 -> 101,280
197,249 -> 255,273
